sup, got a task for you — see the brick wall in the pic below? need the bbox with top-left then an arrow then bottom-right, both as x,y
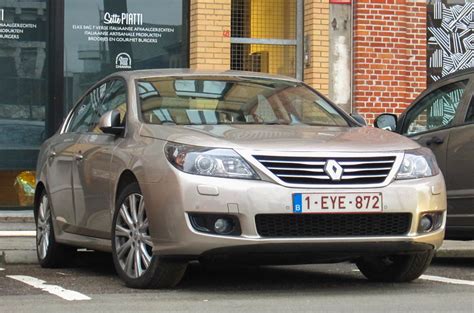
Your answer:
353,0 -> 427,125
304,0 -> 330,96
190,0 -> 231,70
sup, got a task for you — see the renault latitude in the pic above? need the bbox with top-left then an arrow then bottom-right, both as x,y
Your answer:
35,70 -> 446,288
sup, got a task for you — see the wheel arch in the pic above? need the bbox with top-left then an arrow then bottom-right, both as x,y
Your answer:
115,170 -> 139,204
34,181 -> 46,218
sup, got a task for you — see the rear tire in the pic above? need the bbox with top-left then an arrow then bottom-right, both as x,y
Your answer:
356,249 -> 434,282
111,182 -> 187,289
35,190 -> 75,268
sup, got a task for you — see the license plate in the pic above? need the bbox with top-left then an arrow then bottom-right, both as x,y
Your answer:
293,193 -> 383,214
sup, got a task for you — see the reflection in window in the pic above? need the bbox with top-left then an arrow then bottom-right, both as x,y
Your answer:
138,77 -> 348,127
405,80 -> 467,135
174,80 -> 229,99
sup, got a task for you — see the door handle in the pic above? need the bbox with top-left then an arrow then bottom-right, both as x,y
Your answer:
75,154 -> 84,161
48,151 -> 57,159
425,136 -> 444,146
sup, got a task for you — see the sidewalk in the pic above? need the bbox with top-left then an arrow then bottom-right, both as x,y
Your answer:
0,210 -> 36,264
1,211 -> 473,264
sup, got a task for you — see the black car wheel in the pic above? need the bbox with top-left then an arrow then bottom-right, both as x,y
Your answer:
356,249 -> 434,282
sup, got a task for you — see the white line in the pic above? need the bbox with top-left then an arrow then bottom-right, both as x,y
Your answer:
420,275 -> 474,287
0,231 -> 36,237
7,275 -> 91,301
0,268 -> 5,271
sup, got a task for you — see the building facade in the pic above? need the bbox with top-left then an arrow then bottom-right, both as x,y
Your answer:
0,0 -> 471,209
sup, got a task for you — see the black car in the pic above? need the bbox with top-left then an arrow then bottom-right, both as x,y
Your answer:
375,68 -> 474,240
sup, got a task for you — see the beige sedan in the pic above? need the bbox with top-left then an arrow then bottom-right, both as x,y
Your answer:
35,70 -> 446,288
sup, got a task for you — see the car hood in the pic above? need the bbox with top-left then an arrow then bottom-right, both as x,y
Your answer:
139,124 -> 419,152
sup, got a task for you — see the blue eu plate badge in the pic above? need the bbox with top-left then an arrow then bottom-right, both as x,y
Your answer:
293,193 -> 303,213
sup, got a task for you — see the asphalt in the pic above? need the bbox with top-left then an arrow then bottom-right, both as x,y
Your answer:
0,254 -> 473,313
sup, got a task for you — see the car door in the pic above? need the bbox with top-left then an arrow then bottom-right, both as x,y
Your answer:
45,132 -> 80,228
46,94 -> 94,229
399,78 -> 471,175
72,79 -> 128,238
444,90 -> 474,232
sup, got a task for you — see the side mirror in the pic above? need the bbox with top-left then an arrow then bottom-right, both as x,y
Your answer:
374,113 -> 397,131
99,110 -> 124,135
350,113 -> 367,126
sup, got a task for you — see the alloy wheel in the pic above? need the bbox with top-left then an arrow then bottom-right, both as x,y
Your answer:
36,194 -> 51,260
114,193 -> 153,279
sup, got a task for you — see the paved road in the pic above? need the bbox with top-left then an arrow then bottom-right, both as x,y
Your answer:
0,252 -> 473,313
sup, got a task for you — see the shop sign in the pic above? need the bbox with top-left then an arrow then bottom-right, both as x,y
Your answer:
71,12 -> 175,45
0,8 -> 38,40
103,12 -> 143,26
115,52 -> 132,69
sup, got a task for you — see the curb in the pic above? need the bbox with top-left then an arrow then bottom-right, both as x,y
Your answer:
0,211 -> 34,223
0,250 -> 37,264
0,235 -> 37,265
435,240 -> 474,258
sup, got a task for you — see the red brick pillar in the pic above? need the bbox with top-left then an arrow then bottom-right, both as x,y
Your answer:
353,0 -> 427,125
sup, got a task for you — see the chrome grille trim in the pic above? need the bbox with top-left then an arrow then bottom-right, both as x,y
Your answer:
338,160 -> 395,165
256,159 -> 326,166
245,152 -> 403,188
343,167 -> 392,172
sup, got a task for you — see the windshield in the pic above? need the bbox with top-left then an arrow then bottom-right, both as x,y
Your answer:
137,77 -> 349,127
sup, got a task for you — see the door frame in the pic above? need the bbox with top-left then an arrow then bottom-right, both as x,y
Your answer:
398,73 -> 474,136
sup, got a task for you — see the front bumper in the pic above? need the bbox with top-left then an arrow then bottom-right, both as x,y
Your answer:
141,168 -> 446,259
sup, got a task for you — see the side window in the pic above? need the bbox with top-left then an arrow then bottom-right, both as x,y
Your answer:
67,85 -> 105,133
465,95 -> 474,123
403,80 -> 468,135
90,80 -> 127,134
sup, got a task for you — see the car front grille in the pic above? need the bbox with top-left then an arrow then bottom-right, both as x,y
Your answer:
255,213 -> 412,238
253,155 -> 397,185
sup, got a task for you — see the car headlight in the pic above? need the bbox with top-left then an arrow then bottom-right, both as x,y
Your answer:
165,142 -> 259,180
396,148 -> 440,180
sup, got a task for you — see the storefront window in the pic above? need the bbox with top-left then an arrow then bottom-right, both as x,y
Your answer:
63,0 -> 189,110
231,0 -> 299,78
0,0 -> 47,208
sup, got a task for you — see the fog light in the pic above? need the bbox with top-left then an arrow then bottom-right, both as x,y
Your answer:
419,215 -> 433,232
418,212 -> 444,233
214,218 -> 233,234
189,213 -> 241,236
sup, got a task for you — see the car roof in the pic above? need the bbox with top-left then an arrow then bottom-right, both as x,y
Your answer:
108,68 -> 301,83
434,68 -> 474,83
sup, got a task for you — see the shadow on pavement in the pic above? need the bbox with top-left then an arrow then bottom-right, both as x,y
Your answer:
36,250 -> 452,293
431,258 -> 474,268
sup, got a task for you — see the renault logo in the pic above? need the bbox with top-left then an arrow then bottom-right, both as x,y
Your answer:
324,160 -> 343,181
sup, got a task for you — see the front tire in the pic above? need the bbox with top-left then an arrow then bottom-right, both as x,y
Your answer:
35,190 -> 74,268
111,182 -> 187,289
356,249 -> 434,282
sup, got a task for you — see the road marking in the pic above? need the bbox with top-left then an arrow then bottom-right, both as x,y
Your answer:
0,268 -> 5,271
354,269 -> 473,286
7,275 -> 91,301
420,275 -> 474,287
0,231 -> 36,237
